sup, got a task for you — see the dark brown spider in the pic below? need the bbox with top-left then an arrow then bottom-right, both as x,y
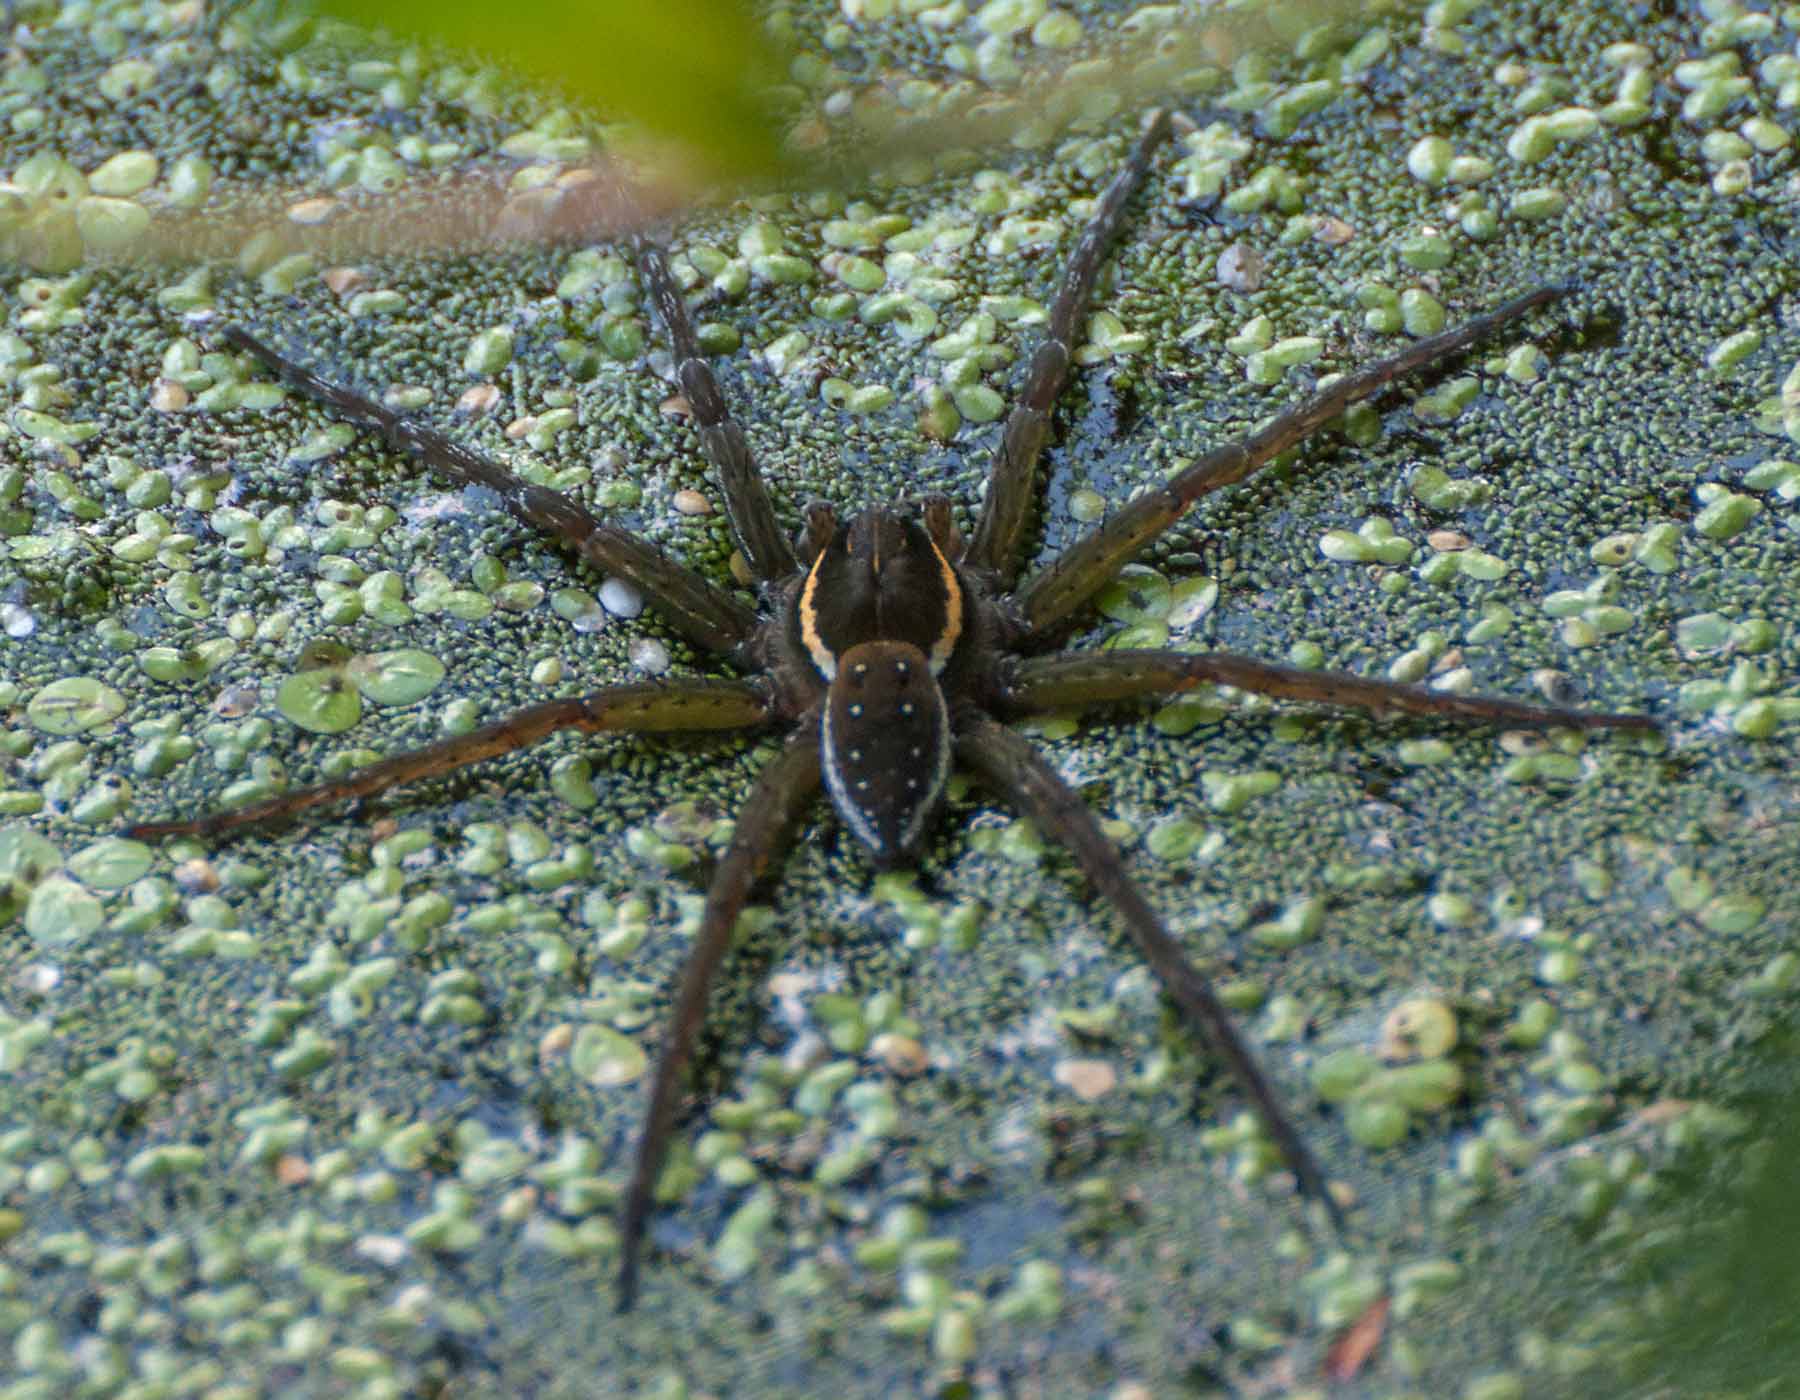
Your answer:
129,109 -> 1653,1310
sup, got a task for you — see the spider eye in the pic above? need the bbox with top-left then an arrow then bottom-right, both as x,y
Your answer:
819,640 -> 950,868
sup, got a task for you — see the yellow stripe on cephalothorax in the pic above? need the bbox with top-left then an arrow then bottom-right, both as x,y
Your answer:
922,528 -> 964,676
796,547 -> 838,680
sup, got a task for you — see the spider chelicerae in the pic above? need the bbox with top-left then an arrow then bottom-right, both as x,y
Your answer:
130,108 -> 1654,1309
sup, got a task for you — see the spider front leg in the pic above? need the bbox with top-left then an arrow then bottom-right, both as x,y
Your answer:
1000,651 -> 1655,733
634,236 -> 799,589
954,712 -> 1344,1229
617,721 -> 822,1312
961,107 -> 1175,585
128,679 -> 772,840
1012,284 -> 1568,644
222,328 -> 758,660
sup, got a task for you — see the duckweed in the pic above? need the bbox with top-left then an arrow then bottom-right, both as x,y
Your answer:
821,377 -> 897,415
275,666 -> 362,734
125,1144 -> 207,1180
1692,486 -> 1762,539
1677,658 -> 1800,737
1226,314 -> 1274,355
1541,575 -> 1638,649
1320,516 -> 1414,566
462,327 -> 514,376
570,1024 -> 647,1086
1410,463 -> 1493,510
1407,135 -> 1455,185
1195,767 -> 1278,813
345,649 -> 446,706
1708,328 -> 1762,373
712,1184 -> 779,1282
1400,288 -> 1447,336
287,424 -> 355,464
1508,185 -> 1567,220
271,1027 -> 336,1080
26,677 -> 125,735
950,382 -> 1003,421
165,153 -> 211,207
1381,998 -> 1458,1060
1303,1254 -> 1386,1330
1243,335 -> 1323,386
1398,232 -> 1454,270
1412,375 -> 1480,422
1249,896 -> 1325,951
1347,1099 -> 1410,1148
24,876 -> 104,946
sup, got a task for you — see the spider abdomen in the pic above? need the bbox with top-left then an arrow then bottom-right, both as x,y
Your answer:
819,640 -> 950,868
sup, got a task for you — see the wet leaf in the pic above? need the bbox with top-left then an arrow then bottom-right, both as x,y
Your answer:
314,0 -> 790,182
1325,1294 -> 1390,1381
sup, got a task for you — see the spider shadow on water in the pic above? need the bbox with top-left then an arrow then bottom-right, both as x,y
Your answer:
127,107 -> 1655,1310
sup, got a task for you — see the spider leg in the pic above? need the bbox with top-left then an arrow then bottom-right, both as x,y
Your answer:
954,710 -> 1344,1233
961,107 -> 1175,585
1013,284 -> 1568,643
127,679 -> 772,841
617,720 -> 822,1311
1000,650 -> 1655,732
222,328 -> 759,660
634,237 -> 800,589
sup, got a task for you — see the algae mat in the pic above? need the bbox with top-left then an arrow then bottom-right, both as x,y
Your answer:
1,0 -> 1798,1395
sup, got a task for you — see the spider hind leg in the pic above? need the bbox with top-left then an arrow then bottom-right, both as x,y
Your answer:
617,724 -> 823,1311
955,712 -> 1346,1232
1001,650 -> 1655,734
128,680 -> 772,841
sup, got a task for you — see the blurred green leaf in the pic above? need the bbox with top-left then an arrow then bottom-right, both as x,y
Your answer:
56,0 -> 1381,267
1610,1037 -> 1800,1396
314,0 -> 791,181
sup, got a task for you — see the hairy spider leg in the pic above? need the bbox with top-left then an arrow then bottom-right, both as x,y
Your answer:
221,326 -> 758,659
126,680 -> 772,840
633,236 -> 799,589
616,723 -> 823,1312
1001,651 -> 1657,733
962,107 -> 1175,586
1012,284 -> 1568,643
954,711 -> 1343,1226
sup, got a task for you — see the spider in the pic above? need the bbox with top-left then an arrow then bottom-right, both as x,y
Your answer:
129,108 -> 1653,1310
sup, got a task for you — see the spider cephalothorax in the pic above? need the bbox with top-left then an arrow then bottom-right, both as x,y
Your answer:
130,108 -> 1653,1310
